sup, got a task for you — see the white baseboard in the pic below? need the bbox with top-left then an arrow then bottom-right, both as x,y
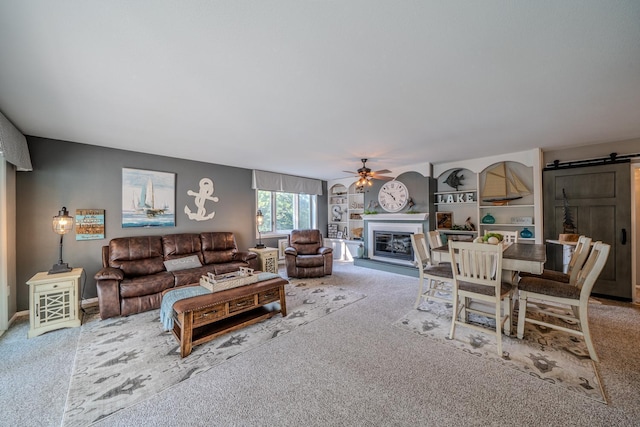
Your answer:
81,297 -> 98,308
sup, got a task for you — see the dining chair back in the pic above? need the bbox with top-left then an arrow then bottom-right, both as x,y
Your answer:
426,230 -> 443,251
517,241 -> 610,361
484,230 -> 519,243
519,235 -> 592,283
448,241 -> 514,357
410,233 -> 453,308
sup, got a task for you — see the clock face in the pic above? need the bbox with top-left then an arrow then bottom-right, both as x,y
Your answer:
378,181 -> 409,212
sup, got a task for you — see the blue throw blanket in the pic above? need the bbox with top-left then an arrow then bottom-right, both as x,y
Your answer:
160,272 -> 281,331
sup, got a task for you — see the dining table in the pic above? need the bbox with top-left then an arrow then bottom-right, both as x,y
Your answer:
431,242 -> 547,277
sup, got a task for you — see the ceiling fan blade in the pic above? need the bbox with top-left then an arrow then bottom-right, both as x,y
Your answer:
342,170 -> 358,175
372,169 -> 392,174
371,175 -> 394,181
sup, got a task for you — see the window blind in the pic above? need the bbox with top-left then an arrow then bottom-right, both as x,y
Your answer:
252,170 -> 323,195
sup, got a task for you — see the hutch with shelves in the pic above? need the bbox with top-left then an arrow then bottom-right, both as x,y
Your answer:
433,149 -> 543,244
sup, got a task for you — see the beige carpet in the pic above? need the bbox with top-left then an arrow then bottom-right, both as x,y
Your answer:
63,279 -> 365,426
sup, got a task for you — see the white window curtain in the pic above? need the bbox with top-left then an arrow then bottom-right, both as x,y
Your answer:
252,170 -> 323,195
0,111 -> 32,171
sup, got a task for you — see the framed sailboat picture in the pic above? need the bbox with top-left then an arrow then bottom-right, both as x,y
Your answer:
122,168 -> 176,228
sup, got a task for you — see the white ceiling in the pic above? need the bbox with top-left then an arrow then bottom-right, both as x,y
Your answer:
0,1 -> 639,181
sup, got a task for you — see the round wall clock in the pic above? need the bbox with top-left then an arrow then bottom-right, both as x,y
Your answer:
378,181 -> 409,212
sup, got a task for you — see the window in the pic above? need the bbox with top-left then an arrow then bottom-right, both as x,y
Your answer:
257,190 -> 317,236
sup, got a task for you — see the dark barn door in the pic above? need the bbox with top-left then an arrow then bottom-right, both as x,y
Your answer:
543,162 -> 631,299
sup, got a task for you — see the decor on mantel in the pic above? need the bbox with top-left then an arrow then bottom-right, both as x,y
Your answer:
184,177 -> 219,221
49,207 -> 73,274
361,212 -> 428,221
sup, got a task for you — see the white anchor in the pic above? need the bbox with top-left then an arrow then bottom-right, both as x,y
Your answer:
184,178 -> 219,221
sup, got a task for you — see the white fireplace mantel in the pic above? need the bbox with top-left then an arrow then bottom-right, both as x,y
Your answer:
362,213 -> 428,221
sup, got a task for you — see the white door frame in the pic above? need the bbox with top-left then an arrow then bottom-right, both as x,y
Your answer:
0,158 -> 8,333
632,163 -> 640,304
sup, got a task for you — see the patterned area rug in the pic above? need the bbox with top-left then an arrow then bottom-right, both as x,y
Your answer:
394,299 -> 606,404
63,280 -> 365,426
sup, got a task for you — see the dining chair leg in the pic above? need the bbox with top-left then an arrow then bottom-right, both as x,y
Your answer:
517,292 -> 527,339
502,296 -> 512,336
414,275 -> 426,309
464,296 -> 470,323
579,302 -> 599,362
449,292 -> 459,340
495,298 -> 503,357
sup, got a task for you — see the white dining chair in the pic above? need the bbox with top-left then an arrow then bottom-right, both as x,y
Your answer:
519,235 -> 592,284
410,233 -> 454,308
484,230 -> 519,243
427,230 -> 443,250
448,241 -> 514,357
517,241 -> 610,362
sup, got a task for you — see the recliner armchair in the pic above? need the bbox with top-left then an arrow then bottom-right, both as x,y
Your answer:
285,229 -> 333,278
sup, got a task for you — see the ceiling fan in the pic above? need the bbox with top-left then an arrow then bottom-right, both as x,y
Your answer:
343,158 -> 393,187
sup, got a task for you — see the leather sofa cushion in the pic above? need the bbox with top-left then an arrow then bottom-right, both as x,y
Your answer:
201,232 -> 238,264
295,254 -> 324,268
172,265 -> 217,287
162,234 -> 204,263
214,261 -> 252,275
109,236 -> 165,276
120,271 -> 175,298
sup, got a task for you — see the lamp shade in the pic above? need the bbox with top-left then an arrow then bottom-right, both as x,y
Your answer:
52,207 -> 74,235
256,209 -> 264,226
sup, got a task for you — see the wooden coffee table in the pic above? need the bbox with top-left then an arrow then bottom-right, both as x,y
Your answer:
168,276 -> 288,357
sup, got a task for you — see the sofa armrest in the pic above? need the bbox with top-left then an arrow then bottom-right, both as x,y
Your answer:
96,279 -> 122,319
94,267 -> 124,281
235,251 -> 258,263
318,247 -> 333,255
284,247 -> 298,256
95,267 -> 124,319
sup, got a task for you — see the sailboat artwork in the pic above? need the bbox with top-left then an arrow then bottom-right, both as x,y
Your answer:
482,162 -> 531,205
122,168 -> 176,228
133,178 -> 166,217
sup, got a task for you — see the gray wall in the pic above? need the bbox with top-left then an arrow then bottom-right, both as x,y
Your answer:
16,137 -> 327,311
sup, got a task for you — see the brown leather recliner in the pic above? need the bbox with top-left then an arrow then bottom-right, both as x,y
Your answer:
285,229 -> 333,278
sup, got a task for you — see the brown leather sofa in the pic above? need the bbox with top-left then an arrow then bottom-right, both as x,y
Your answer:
284,229 -> 333,278
95,232 -> 259,319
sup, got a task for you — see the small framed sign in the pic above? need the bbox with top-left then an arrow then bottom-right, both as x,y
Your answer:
75,209 -> 105,240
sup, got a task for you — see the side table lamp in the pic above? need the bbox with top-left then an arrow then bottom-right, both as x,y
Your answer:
255,209 -> 265,249
49,206 -> 74,274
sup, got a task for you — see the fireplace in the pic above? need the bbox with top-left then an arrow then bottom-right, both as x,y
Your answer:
373,231 -> 413,262
366,221 -> 424,266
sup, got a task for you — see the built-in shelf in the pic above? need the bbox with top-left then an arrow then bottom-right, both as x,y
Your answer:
479,204 -> 534,209
481,223 -> 536,227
